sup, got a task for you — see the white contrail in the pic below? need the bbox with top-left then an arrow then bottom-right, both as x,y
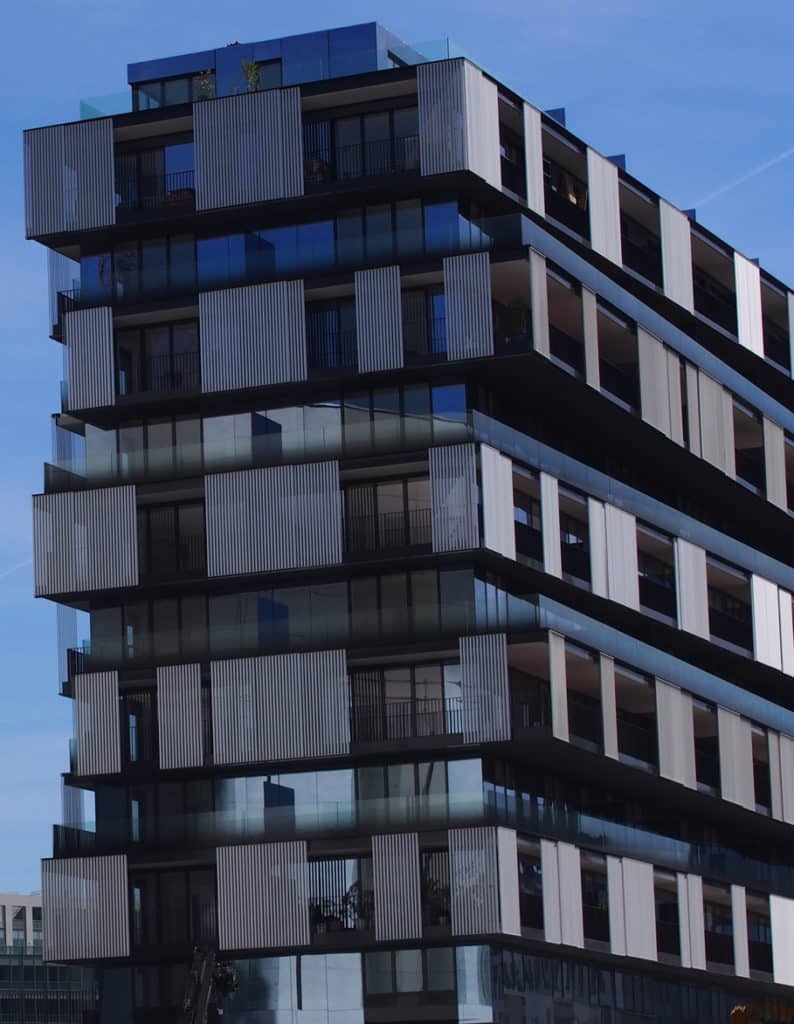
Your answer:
0,558 -> 32,581
693,146 -> 794,207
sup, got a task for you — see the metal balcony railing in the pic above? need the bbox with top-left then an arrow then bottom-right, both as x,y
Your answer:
345,507 -> 431,554
351,697 -> 463,743
304,135 -> 420,184
403,315 -> 447,360
308,859 -> 374,936
140,531 -> 207,581
118,350 -> 201,396
116,169 -> 196,211
306,328 -> 357,372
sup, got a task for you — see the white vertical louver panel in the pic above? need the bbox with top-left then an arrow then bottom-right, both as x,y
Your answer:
771,895 -> 794,986
540,839 -> 562,944
217,842 -> 309,950
674,539 -> 710,638
685,874 -> 707,970
205,461 -> 342,576
731,885 -> 750,978
540,473 -> 562,578
666,348 -> 685,445
734,253 -> 764,357
781,735 -> 794,825
637,327 -> 671,437
655,679 -> 696,788
581,287 -> 600,391
622,858 -> 658,961
768,731 -> 784,821
33,486 -> 138,596
523,105 -> 545,215
586,149 -> 622,265
444,251 -> 494,360
717,707 -> 755,810
42,854 -> 129,961
496,828 -> 521,937
24,119 -> 115,237
199,280 -> 307,392
211,650 -> 349,765
463,62 -> 501,189
63,307 -> 114,411
480,445 -> 516,559
459,633 -> 510,743
606,857 -> 626,956
604,505 -> 640,610
557,842 -> 584,948
599,655 -> 618,759
429,443 -> 479,552
529,248 -> 550,357
763,417 -> 787,511
157,664 -> 203,770
449,826 -> 501,936
677,872 -> 692,967
697,371 -> 736,477
74,672 -> 121,776
548,631 -> 569,742
751,575 -> 783,670
417,60 -> 467,176
685,363 -> 702,457
194,88 -> 303,210
659,200 -> 694,312
354,266 -> 403,373
779,590 -> 794,676
372,833 -> 423,941
587,498 -> 608,598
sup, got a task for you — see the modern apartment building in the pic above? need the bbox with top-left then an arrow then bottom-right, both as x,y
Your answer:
23,21 -> 794,1023
0,892 -> 97,1022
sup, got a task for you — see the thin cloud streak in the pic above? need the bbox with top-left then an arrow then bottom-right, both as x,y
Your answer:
0,558 -> 32,581
694,146 -> 794,207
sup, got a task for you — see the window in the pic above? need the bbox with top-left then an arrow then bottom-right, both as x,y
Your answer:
581,853 -> 610,944
132,72 -> 215,110
363,948 -> 455,1004
420,850 -> 451,927
785,434 -> 794,513
703,881 -> 734,969
402,287 -> 447,362
637,524 -> 676,622
303,106 -> 419,184
706,556 -> 752,653
547,266 -> 585,376
492,259 -> 531,355
597,301 -> 639,411
121,690 -> 158,768
761,277 -> 791,371
559,488 -> 591,587
747,890 -> 773,976
308,857 -> 374,935
116,321 -> 200,396
305,300 -> 357,372
513,469 -> 542,569
508,640 -> 552,732
614,666 -> 657,771
115,139 -> 195,212
12,907 -> 26,948
518,842 -> 544,932
654,870 -> 680,960
350,662 -> 461,742
619,181 -> 662,287
499,110 -> 526,198
345,476 -> 431,554
751,724 -> 772,814
565,643 -> 602,753
693,699 -> 720,794
733,400 -> 765,493
137,501 -> 206,580
692,232 -> 738,336
130,869 -> 216,949
542,127 -> 589,238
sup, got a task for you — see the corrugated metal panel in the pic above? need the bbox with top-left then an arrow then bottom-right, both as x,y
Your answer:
780,590 -> 794,676
718,707 -> 755,810
771,894 -> 794,986
480,445 -> 516,559
752,575 -> 783,670
33,485 -> 138,596
557,842 -> 584,948
549,631 -> 569,742
429,443 -> 479,552
540,472 -> 562,578
763,417 -> 787,510
606,857 -> 626,956
459,633 -> 510,743
656,679 -> 696,788
731,885 -> 750,978
622,858 -> 657,961
523,106 -> 545,216
199,280 -> 307,392
418,60 -> 467,177
599,655 -> 618,759
64,307 -> 114,411
42,854 -> 129,961
157,664 -> 203,770
587,498 -> 608,598
781,735 -> 794,825
698,371 -> 736,477
24,119 -> 115,237
685,363 -> 702,458
372,833 -> 422,941
586,149 -> 622,265
734,253 -> 764,356
685,873 -> 707,970
677,872 -> 692,968
444,251 -> 494,360
74,671 -> 121,776
194,88 -> 303,210
354,266 -> 403,374
463,62 -> 501,189
659,200 -> 694,312
217,841 -> 309,950
211,650 -> 349,765
666,348 -> 685,445
604,504 -> 639,610
582,287 -> 600,391
769,730 -> 784,822
529,248 -> 550,356
540,839 -> 562,943
674,539 -> 709,638
638,327 -> 671,436
206,461 -> 342,576
496,828 -> 521,937
449,826 -> 501,936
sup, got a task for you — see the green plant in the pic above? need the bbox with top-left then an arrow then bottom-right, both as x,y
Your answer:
241,60 -> 261,93
195,70 -> 215,101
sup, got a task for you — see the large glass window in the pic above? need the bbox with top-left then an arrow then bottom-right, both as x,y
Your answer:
132,72 -> 215,111
116,321 -> 200,396
581,853 -> 610,945
303,106 -> 419,184
115,139 -> 195,212
305,300 -> 357,372
350,661 -> 461,742
344,476 -> 431,555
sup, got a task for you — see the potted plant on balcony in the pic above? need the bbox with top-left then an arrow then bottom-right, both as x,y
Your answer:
241,60 -> 261,93
195,70 -> 215,101
422,878 -> 451,927
342,881 -> 372,930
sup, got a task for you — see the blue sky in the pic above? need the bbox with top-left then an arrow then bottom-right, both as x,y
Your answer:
0,0 -> 792,891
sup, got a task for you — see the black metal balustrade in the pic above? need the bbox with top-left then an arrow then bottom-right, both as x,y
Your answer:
581,872 -> 610,944
118,350 -> 201,396
638,553 -> 676,619
693,269 -> 738,336
544,159 -> 589,238
694,735 -> 721,792
620,213 -> 663,287
763,317 -> 791,370
306,328 -> 357,372
493,302 -> 531,355
735,446 -> 765,493
116,169 -> 196,211
346,507 -> 432,554
599,358 -> 640,410
708,587 -> 753,651
351,697 -> 463,742
304,136 -> 420,184
511,674 -> 552,733
568,691 -> 603,751
421,850 -> 451,928
139,530 -> 206,582
549,324 -> 585,375
656,917 -> 681,958
560,511 -> 591,584
403,314 -> 447,360
616,711 -> 658,770
308,859 -> 374,936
